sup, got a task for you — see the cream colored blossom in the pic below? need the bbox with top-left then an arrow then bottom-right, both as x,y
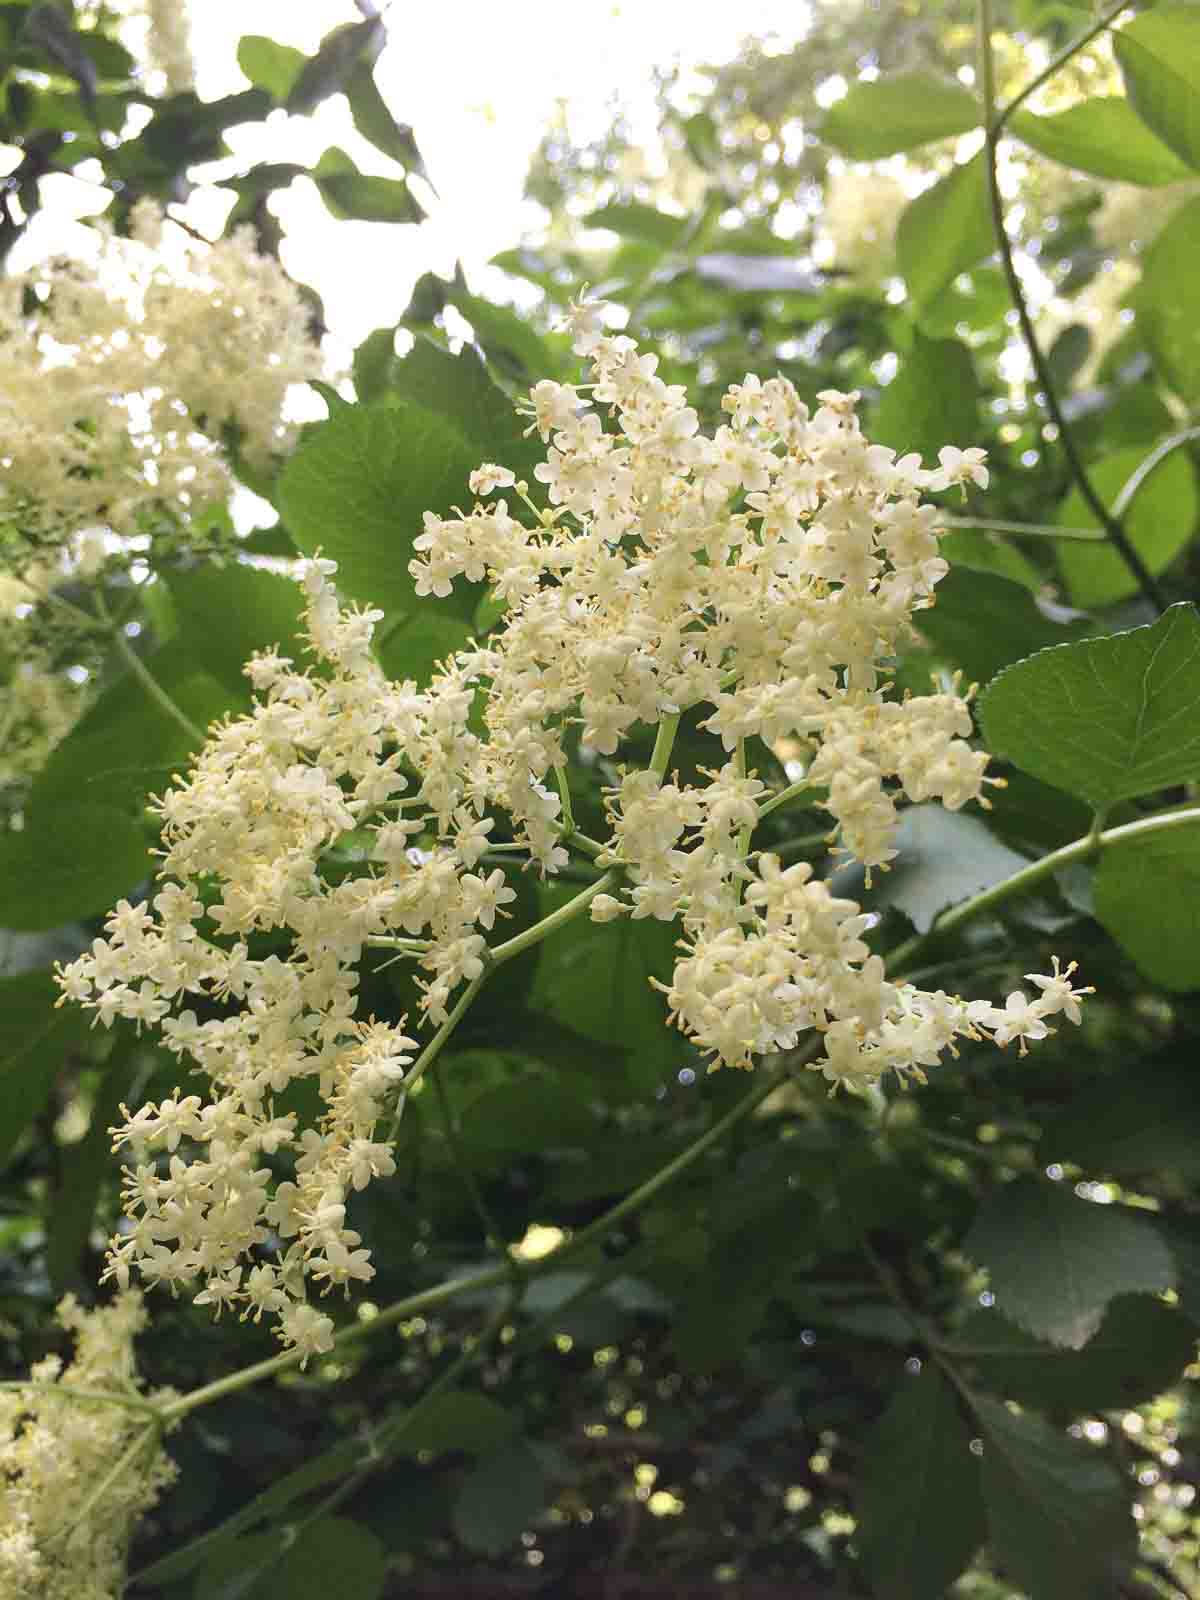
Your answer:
0,1292 -> 175,1599
57,302 -> 1088,1352
815,167 -> 906,281
0,200 -> 319,580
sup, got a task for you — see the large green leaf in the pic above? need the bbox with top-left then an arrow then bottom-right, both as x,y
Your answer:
458,1077 -> 600,1163
1040,1050 -> 1200,1177
1094,815 -> 1200,990
583,201 -> 691,248
896,153 -> 994,314
346,59 -> 427,176
312,146 -> 425,224
855,1366 -> 986,1600
822,72 -> 980,159
1114,8 -> 1200,171
1011,97 -> 1193,185
0,807 -> 150,932
529,886 -> 682,1094
958,1297 -> 1197,1413
1055,446 -> 1196,607
916,567 -> 1087,689
963,1176 -> 1174,1348
452,1439 -> 548,1556
235,34 -> 305,101
873,331 -> 979,466
1137,196 -> 1200,406
46,1051 -> 133,1290
264,1518 -> 386,1600
853,805 -> 1029,934
978,605 -> 1200,812
974,1395 -> 1133,1599
0,970 -> 97,1164
382,338 -> 541,483
27,641 -> 227,822
395,1389 -> 516,1456
165,566 -> 308,695
277,402 -> 481,623
285,17 -> 382,116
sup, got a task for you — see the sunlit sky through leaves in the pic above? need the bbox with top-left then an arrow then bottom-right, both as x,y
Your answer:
27,1 -> 808,358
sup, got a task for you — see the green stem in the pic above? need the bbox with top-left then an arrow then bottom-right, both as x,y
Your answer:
649,712 -> 680,779
995,0 -> 1130,130
886,803 -> 1200,976
157,1047 -> 805,1426
977,0 -> 1166,612
488,869 -> 620,964
51,1420 -> 161,1547
939,514 -> 1103,543
400,967 -> 490,1093
432,1061 -> 518,1268
756,778 -> 817,823
94,593 -> 205,744
1111,427 -> 1200,523
0,1379 -> 164,1419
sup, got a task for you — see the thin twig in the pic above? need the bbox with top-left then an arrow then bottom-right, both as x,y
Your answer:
977,0 -> 1166,611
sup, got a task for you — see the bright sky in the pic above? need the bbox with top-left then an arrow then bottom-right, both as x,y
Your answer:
172,0 -> 807,351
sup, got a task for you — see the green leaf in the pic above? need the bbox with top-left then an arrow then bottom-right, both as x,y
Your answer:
396,1389 -> 517,1456
277,402 -> 481,623
1055,446 -> 1196,607
383,338 -> 540,482
1040,1051 -> 1200,1178
351,326 -> 401,403
0,807 -> 149,932
896,153 -> 994,314
25,2 -> 96,112
964,1176 -> 1174,1348
959,1298 -> 1197,1413
28,644 -> 227,820
583,200 -> 691,248
938,528 -> 1042,590
236,34 -> 305,101
285,18 -> 383,116
852,805 -> 1030,935
1094,815 -> 1200,990
822,71 -> 980,159
267,1518 -> 386,1600
0,970 -> 96,1164
1114,8 -> 1200,172
46,1052 -> 132,1289
1011,97 -> 1193,185
978,605 -> 1200,812
458,1078 -> 599,1163
448,288 -> 558,383
452,1438 -> 548,1556
192,1532 -> 282,1600
377,611 -> 473,687
313,146 -> 425,224
916,567 -> 1087,689
1158,1217 -> 1200,1325
1137,196 -> 1200,406
856,1367 -> 985,1600
346,59 -> 427,177
973,1394 -> 1134,1599
873,331 -> 979,466
530,886 -> 682,1094
165,565 -> 307,695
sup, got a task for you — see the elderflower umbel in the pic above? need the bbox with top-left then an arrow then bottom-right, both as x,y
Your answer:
0,199 -> 319,583
0,1292 -> 175,1599
58,300 -> 1088,1352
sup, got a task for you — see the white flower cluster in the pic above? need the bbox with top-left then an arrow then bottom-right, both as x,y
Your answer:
57,302 -> 1088,1352
0,200 -> 317,579
815,167 -> 907,281
0,1292 -> 174,1599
